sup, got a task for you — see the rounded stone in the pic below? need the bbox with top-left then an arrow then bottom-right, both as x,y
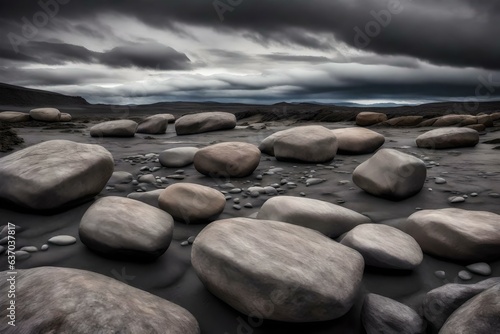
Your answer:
331,127 -> 385,155
416,127 -> 479,149
90,120 -> 138,137
48,235 -> 77,246
137,115 -> 169,134
29,107 -> 61,122
356,112 -> 388,126
175,111 -> 236,135
159,147 -> 199,168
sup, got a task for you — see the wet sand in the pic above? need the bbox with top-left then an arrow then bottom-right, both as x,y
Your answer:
1,120 -> 499,333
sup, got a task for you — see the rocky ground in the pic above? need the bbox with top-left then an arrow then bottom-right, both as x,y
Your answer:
0,113 -> 499,333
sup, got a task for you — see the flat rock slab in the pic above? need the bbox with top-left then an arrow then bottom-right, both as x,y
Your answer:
0,140 -> 114,211
340,224 -> 423,270
257,196 -> 371,238
159,183 -> 226,224
192,217 -> 364,322
29,108 -> 61,122
175,111 -> 236,135
0,267 -> 199,334
404,208 -> 500,262
90,120 -> 138,137
440,283 -> 500,334
159,147 -> 199,167
79,196 -> 174,261
194,142 -> 261,178
331,127 -> 385,155
352,148 -> 427,200
416,127 -> 479,149
362,294 -> 424,334
0,111 -> 30,122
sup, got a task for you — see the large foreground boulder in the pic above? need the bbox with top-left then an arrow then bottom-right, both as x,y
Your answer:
79,196 -> 174,261
356,112 -> 387,126
257,196 -> 371,237
159,147 -> 199,167
90,120 -> 138,137
352,149 -> 426,200
423,277 -> 500,331
340,224 -> 423,270
0,140 -> 113,211
0,111 -> 30,122
137,115 -> 169,134
362,294 -> 424,334
404,208 -> 500,262
331,127 -> 385,154
175,112 -> 236,135
416,127 -> 479,149
192,218 -> 364,322
193,142 -> 260,177
29,107 -> 61,122
440,284 -> 500,334
159,183 -> 226,224
259,125 -> 338,163
0,267 -> 199,334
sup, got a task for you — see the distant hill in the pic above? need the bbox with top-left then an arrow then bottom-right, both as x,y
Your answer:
0,83 -> 89,107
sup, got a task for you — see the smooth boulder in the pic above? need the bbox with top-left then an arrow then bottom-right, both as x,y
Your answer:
175,111 -> 236,135
159,147 -> 199,167
90,120 -> 138,137
79,196 -> 174,261
29,107 -> 61,122
0,140 -> 113,211
0,267 -> 199,334
192,218 -> 364,322
416,127 -> 479,149
440,284 -> 500,334
340,224 -> 423,270
137,115 -> 169,134
257,196 -> 371,238
0,111 -> 30,122
352,149 -> 427,200
423,277 -> 500,330
356,112 -> 387,126
331,127 -> 385,154
193,142 -> 260,177
158,183 -> 226,223
362,294 -> 424,334
404,208 -> 500,262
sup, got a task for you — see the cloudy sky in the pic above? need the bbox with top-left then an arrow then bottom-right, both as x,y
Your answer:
1,0 -> 500,105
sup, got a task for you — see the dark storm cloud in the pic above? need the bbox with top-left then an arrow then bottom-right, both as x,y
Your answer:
1,0 -> 498,69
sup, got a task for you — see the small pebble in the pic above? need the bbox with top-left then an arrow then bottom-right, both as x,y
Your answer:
434,177 -> 447,184
489,192 -> 500,198
20,246 -> 38,253
140,166 -> 150,171
300,192 -> 306,197
166,174 -> 185,180
180,241 -> 189,246
470,192 -> 478,197
233,198 -> 240,204
466,263 -> 492,276
41,244 -> 49,251
458,270 -> 472,280
187,236 -> 196,244
15,251 -> 31,261
225,195 -> 232,201
434,270 -> 446,279
229,188 -> 242,194
48,235 -> 77,246
255,175 -> 263,180
306,178 -> 325,186
449,196 -> 465,203
336,199 -> 345,204
175,169 -> 185,174
244,203 -> 253,208
233,205 -> 242,210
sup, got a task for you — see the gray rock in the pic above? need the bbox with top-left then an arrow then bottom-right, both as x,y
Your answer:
416,127 -> 479,149
362,294 -> 424,334
79,196 -> 174,261
175,111 -> 236,135
0,140 -> 114,211
0,111 -> 30,123
0,267 -> 199,334
435,270 -> 446,279
159,147 -> 198,168
40,244 -> 49,251
449,196 -> 465,203
192,218 -> 364,322
435,177 -> 447,184
138,174 -> 156,184
90,120 -> 138,137
137,115 -> 169,134
352,149 -> 427,200
458,270 -> 472,280
59,113 -> 72,122
331,127 -> 385,154
108,171 -> 133,184
257,196 -> 370,238
356,112 -> 388,126
29,107 -> 61,122
466,263 -> 492,276
158,183 -> 226,224
127,189 -> 163,207
340,224 -> 423,270
15,250 -> 30,261
194,142 -> 261,178
20,246 -> 38,252
305,178 -> 325,186
404,208 -> 500,262
440,283 -> 500,334
48,235 -> 77,246
423,277 -> 500,330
